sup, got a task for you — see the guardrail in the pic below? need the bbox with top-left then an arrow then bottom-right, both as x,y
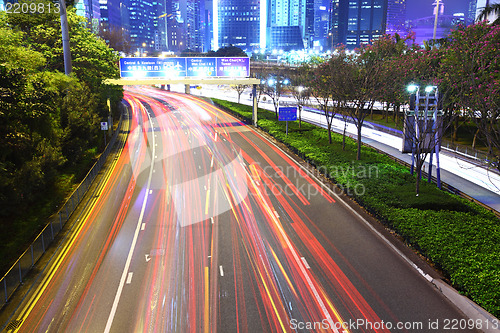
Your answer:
1,105 -> 126,305
296,104 -> 497,172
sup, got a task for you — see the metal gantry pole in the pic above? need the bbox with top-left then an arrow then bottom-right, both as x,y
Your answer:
252,84 -> 258,127
433,88 -> 442,189
59,0 -> 72,75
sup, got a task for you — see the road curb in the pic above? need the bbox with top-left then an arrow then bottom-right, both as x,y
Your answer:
431,279 -> 500,333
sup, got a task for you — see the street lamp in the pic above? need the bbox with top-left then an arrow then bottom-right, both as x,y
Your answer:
425,85 -> 436,94
407,84 -> 419,93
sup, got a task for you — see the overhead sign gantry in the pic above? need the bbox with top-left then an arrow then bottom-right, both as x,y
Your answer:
104,56 -> 260,126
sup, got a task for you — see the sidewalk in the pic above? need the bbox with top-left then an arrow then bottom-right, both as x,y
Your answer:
184,85 -> 500,214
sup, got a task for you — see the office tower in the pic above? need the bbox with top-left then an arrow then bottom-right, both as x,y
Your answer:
314,1 -> 331,49
267,0 -> 315,50
156,0 -> 185,52
214,0 -> 262,52
75,0 -> 101,31
100,0 -> 123,30
329,0 -> 388,49
184,0 -> 206,51
128,0 -> 157,53
305,0 -> 315,48
205,1 -> 213,51
467,0 -> 477,24
386,0 -> 406,36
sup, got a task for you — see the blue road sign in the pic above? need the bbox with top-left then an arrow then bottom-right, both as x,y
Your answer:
119,57 -> 250,79
279,106 -> 298,121
186,57 -> 216,77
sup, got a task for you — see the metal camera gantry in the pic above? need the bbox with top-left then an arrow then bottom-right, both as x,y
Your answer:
402,84 -> 443,188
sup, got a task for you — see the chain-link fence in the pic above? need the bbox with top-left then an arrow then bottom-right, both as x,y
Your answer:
1,109 -> 125,304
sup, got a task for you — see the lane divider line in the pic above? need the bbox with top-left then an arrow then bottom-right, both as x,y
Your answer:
104,102 -> 156,333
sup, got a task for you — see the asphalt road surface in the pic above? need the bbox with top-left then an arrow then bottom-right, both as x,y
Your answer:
1,87 -> 481,333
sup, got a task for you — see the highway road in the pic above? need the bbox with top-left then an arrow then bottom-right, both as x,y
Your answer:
1,87 -> 481,332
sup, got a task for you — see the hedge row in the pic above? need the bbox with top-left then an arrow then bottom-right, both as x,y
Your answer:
212,98 -> 500,318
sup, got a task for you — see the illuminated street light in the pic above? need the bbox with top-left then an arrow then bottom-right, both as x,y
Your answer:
407,84 -> 419,93
425,85 -> 436,93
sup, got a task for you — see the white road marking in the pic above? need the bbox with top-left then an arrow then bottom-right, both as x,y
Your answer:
301,257 -> 310,269
126,272 -> 133,284
104,104 -> 157,333
210,217 -> 214,224
145,254 -> 151,262
210,156 -> 214,168
274,210 -> 280,218
219,265 -> 224,277
141,223 -> 145,231
149,190 -> 153,194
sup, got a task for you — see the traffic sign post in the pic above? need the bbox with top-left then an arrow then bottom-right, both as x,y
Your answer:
101,121 -> 108,146
278,106 -> 298,136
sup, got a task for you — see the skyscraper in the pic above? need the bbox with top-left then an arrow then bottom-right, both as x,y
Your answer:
214,0 -> 262,52
184,0 -> 206,52
329,0 -> 388,49
100,0 -> 123,30
128,0 -> 157,53
268,0 -> 309,50
386,0 -> 406,36
467,0 -> 477,24
75,0 -> 101,31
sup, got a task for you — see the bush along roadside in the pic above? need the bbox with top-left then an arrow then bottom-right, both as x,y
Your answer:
212,98 -> 500,318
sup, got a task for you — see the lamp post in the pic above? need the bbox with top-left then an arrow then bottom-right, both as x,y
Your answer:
406,84 -> 419,175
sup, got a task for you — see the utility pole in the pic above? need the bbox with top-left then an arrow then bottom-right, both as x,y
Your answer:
59,0 -> 72,75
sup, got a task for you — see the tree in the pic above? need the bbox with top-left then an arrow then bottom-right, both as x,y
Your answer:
289,63 -> 312,128
99,24 -> 132,54
438,22 -> 500,171
231,84 -> 249,103
0,7 -> 121,214
207,45 -> 247,57
262,65 -> 289,118
345,45 -> 386,160
477,3 -> 500,25
374,34 -> 415,124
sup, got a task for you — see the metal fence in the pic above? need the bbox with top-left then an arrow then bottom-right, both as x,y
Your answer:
298,104 -> 497,171
1,110 -> 125,305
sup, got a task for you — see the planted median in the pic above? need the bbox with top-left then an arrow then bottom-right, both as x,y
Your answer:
212,98 -> 500,318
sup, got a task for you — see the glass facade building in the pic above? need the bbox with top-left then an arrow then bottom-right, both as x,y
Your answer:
215,0 -> 261,52
386,0 -> 406,36
128,0 -> 157,52
329,0 -> 388,49
267,0 -> 315,50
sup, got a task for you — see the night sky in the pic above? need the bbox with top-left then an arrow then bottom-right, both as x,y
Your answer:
406,0 -> 472,20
